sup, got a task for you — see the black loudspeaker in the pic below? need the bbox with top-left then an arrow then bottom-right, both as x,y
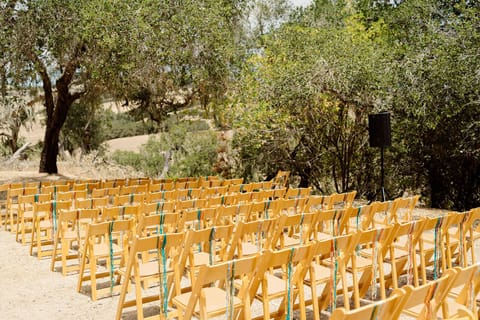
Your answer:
368,112 -> 391,148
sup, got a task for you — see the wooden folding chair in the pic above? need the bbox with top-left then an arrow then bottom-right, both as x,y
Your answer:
214,205 -> 235,226
252,245 -> 313,320
91,188 -> 108,198
326,192 -> 349,210
285,187 -> 311,199
75,197 -> 109,209
400,268 -> 457,319
143,201 -> 176,216
274,198 -> 307,216
175,199 -> 207,215
461,208 -> 480,266
54,190 -> 87,202
368,200 -> 393,227
0,183 -> 11,229
147,190 -> 178,203
101,205 -> 142,225
127,177 -> 150,186
113,193 -> 145,207
6,185 -> 36,232
15,193 -> 51,245
204,195 -> 224,208
313,209 -> 347,240
386,219 -> 426,289
303,195 -> 330,213
330,288 -> 408,320
343,206 -> 372,234
352,226 -> 397,306
50,208 -> 101,275
120,184 -> 148,195
249,200 -> 277,221
225,178 -> 244,187
172,255 -> 258,320
30,200 -> 72,259
441,265 -> 479,319
180,207 -> 216,230
417,215 -> 449,283
77,219 -> 133,300
115,233 -> 185,320
179,225 -> 234,289
270,212 -> 317,249
227,218 -> 278,261
389,195 -> 420,223
304,233 -> 360,318
41,184 -> 70,197
136,212 -> 181,237
71,183 -> 87,192
272,170 -> 290,188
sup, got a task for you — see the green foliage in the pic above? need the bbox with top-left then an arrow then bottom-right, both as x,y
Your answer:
230,3 -> 390,193
103,110 -> 156,141
110,119 -> 218,178
61,101 -> 106,154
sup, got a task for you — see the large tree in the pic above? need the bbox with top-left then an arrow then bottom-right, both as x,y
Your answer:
2,0 -> 248,173
230,1 -> 391,194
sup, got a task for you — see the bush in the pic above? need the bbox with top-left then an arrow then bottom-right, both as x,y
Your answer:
110,119 -> 218,178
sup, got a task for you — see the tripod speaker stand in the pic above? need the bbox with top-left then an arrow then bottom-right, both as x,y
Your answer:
368,112 -> 391,202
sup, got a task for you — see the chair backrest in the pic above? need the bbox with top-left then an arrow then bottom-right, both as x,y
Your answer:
369,200 -> 393,226
304,195 -> 330,212
91,188 -> 107,198
85,219 -> 134,243
249,200 -> 276,221
250,244 -> 313,304
389,196 -> 419,223
182,255 -> 258,320
180,207 -> 217,230
79,196 -> 110,209
227,218 -> 278,260
179,225 -> 234,270
270,212 -> 317,249
272,170 -> 290,188
274,198 -> 307,216
101,205 -> 141,222
313,208 -> 347,238
143,201 -> 176,216
147,190 -> 177,203
113,193 -> 145,207
285,187 -> 311,199
175,199 -> 207,213
330,288 -> 407,320
401,269 -> 456,319
136,212 -> 180,236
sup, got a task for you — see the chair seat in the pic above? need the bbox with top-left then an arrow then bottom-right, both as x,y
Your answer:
89,243 -> 123,257
189,252 -> 221,267
257,273 -> 289,297
241,242 -> 261,256
282,235 -> 301,247
304,263 -> 330,283
173,287 -> 242,314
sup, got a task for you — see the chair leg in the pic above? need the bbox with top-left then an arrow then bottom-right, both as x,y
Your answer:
90,256 -> 98,301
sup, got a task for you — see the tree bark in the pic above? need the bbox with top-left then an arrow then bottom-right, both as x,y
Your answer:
33,45 -> 84,174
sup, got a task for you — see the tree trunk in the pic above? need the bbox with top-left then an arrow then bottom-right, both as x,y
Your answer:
39,93 -> 74,174
34,46 -> 83,174
39,122 -> 61,173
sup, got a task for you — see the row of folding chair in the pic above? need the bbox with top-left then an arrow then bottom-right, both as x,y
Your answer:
112,227 -> 480,320
1,182 -> 301,232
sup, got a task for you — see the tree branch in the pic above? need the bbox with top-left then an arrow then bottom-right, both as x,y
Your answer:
56,43 -> 85,102
27,50 -> 54,119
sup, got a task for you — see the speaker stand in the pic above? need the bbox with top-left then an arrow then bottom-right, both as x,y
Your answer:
380,145 -> 388,201
370,145 -> 389,202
